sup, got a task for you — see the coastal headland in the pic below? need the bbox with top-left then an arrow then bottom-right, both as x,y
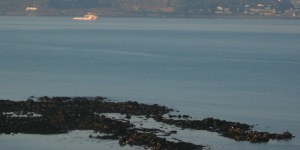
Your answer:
0,96 -> 294,150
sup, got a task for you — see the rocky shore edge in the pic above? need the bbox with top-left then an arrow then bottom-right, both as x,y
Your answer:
0,96 -> 295,150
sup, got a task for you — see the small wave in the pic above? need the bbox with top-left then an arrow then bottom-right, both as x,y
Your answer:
203,57 -> 300,65
61,48 -> 300,65
7,43 -> 300,65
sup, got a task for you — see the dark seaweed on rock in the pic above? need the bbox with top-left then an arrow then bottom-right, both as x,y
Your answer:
153,116 -> 294,143
0,96 -> 295,149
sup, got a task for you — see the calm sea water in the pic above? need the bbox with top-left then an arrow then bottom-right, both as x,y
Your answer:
0,16 -> 300,149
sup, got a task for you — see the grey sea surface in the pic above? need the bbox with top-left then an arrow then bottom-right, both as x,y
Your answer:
0,16 -> 299,149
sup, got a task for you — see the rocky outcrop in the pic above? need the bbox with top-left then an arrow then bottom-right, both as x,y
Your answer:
0,96 -> 295,149
153,116 -> 294,143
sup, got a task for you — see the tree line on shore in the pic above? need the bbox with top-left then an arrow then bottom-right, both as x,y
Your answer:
0,0 -> 295,17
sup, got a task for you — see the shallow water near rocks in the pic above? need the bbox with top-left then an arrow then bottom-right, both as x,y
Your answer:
0,16 -> 300,149
0,130 -> 138,150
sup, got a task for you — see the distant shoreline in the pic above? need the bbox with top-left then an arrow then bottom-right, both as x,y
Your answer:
1,13 -> 299,20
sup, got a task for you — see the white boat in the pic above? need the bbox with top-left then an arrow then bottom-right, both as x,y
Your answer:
73,12 -> 98,21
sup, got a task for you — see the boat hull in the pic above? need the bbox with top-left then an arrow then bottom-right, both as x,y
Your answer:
73,13 -> 98,21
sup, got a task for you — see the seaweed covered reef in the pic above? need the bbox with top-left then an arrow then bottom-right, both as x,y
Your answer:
0,96 -> 294,149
